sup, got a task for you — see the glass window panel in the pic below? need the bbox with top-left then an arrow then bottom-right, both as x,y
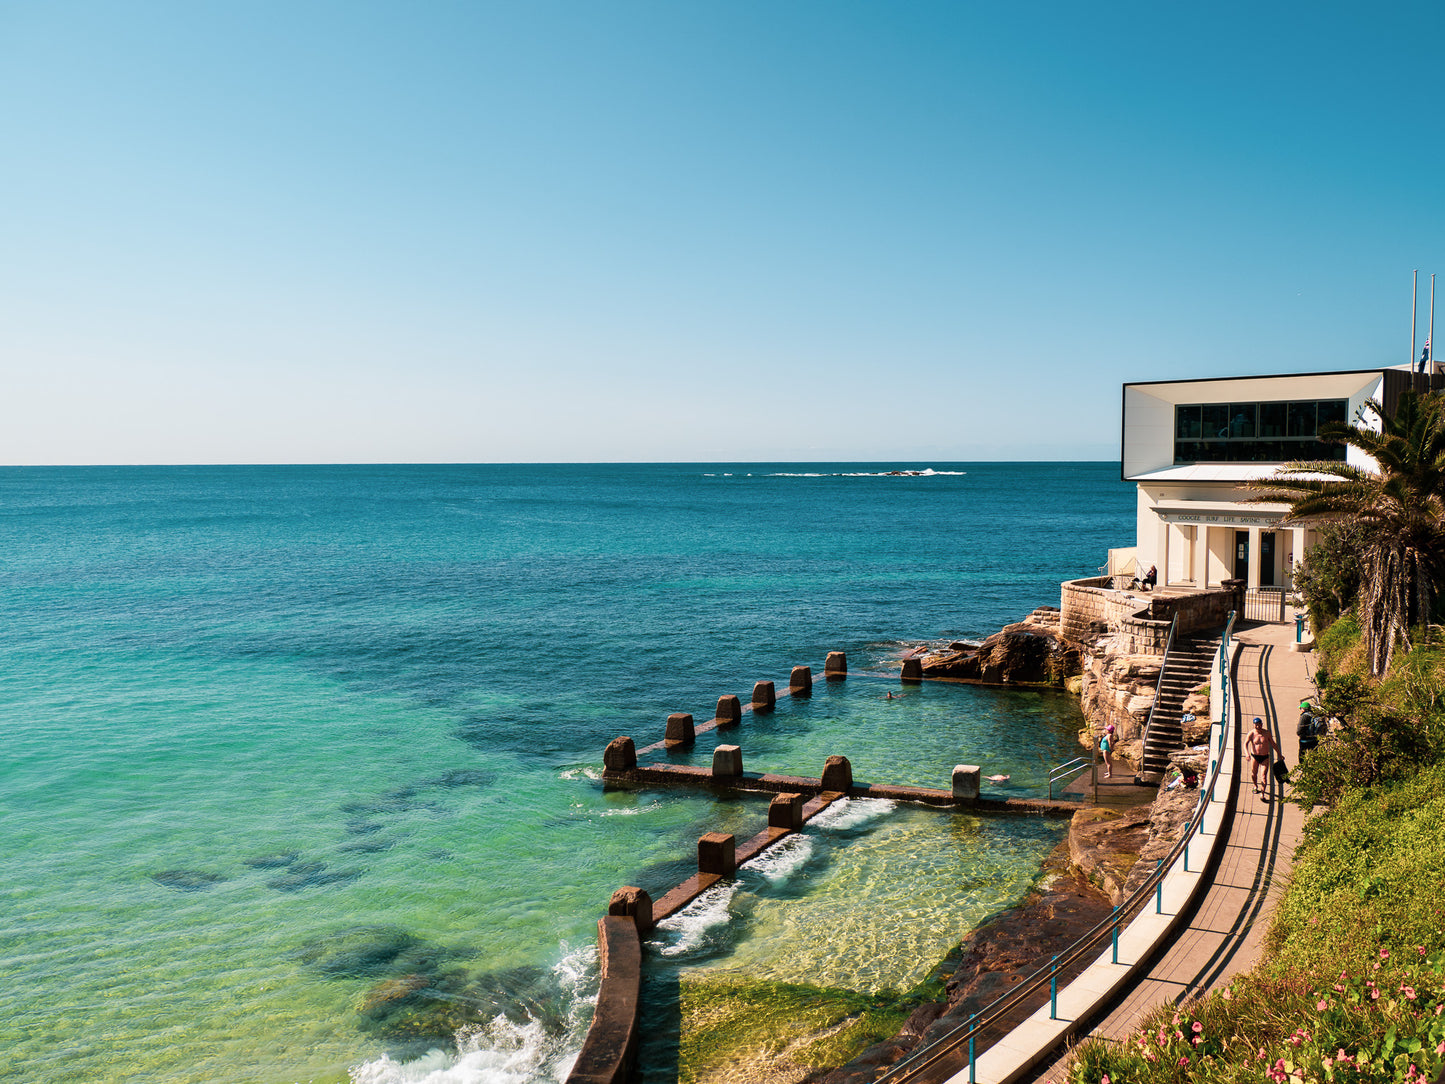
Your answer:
1202,404 -> 1231,438
1317,400 -> 1347,429
1175,405 -> 1201,439
1228,404 -> 1256,437
1259,402 -> 1287,437
1288,402 -> 1317,437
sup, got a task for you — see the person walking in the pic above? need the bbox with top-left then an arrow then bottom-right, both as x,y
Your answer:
1246,717 -> 1278,798
1100,724 -> 1115,778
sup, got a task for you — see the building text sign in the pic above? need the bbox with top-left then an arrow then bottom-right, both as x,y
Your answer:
1158,511 -> 1283,528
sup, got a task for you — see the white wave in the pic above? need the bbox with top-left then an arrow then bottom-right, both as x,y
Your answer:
765,469 -> 966,478
743,831 -> 813,880
592,800 -> 661,817
651,882 -> 736,957
809,797 -> 897,831
556,766 -> 601,781
348,950 -> 597,1084
349,1016 -> 567,1084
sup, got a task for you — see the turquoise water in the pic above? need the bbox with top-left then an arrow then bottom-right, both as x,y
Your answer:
0,463 -> 1132,1083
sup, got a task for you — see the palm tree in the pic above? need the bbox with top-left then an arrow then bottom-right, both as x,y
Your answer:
1248,389 -> 1445,676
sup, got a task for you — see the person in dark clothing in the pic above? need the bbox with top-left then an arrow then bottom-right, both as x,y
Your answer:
1142,565 -> 1157,591
1297,701 -> 1319,758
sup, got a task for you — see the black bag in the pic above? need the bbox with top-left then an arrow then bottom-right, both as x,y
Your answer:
1271,757 -> 1290,782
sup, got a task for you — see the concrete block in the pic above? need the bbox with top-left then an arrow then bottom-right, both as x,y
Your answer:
752,681 -> 775,712
698,832 -> 736,876
715,694 -> 742,726
825,651 -> 847,680
664,713 -> 694,746
603,737 -> 637,772
790,665 -> 812,697
712,744 -> 743,777
821,755 -> 853,792
607,886 -> 654,934
953,764 -> 981,803
768,792 -> 805,829
901,658 -> 923,683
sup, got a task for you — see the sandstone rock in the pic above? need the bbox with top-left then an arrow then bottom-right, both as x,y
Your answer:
1067,807 -> 1151,904
922,619 -> 1083,685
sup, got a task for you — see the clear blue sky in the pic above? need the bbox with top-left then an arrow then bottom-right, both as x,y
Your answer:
3,2 -> 1443,464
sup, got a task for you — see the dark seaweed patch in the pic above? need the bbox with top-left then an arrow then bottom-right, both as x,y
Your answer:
420,768 -> 495,789
267,864 -> 364,892
291,924 -> 464,979
242,851 -> 300,869
151,869 -> 227,891
338,839 -> 393,854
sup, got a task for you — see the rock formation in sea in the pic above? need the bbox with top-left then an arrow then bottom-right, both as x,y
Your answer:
918,607 -> 1084,685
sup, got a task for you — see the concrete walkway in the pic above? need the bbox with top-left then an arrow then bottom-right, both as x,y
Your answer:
1015,620 -> 1312,1083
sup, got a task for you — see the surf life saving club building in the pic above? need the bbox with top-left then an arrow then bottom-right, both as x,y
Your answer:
1121,364 -> 1439,593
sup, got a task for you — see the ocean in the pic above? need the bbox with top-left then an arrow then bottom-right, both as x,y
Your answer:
0,463 -> 1133,1083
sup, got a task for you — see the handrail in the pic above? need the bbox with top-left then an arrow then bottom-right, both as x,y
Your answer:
1047,757 -> 1091,800
875,610 -> 1239,1084
1136,613 -> 1179,773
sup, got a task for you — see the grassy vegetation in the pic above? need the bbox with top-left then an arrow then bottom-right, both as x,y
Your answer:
1068,621 -> 1445,1083
677,968 -> 948,1082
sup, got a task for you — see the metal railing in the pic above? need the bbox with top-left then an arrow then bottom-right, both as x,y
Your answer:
1047,756 -> 1092,799
875,611 -> 1238,1084
1136,613 -> 1179,773
1244,587 -> 1289,623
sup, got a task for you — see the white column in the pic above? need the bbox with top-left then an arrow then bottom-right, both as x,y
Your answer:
1289,527 -> 1307,589
1247,527 -> 1262,588
1193,525 -> 1210,587
1154,518 -> 1170,588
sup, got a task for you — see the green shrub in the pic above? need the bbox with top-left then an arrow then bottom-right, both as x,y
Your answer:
1315,612 -> 1363,674
1294,523 -> 1367,635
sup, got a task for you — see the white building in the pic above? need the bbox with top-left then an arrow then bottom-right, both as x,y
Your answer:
1122,365 -> 1435,592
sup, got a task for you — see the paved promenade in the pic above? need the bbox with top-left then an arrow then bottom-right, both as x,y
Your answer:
1018,620 -> 1312,1083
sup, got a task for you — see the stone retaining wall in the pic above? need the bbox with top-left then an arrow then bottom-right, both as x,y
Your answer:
1061,577 -> 1244,645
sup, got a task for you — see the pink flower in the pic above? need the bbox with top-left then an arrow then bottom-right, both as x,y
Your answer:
1192,1036 -> 1202,1046
1222,987 -> 1233,1000
1101,1076 -> 1110,1084
1192,1021 -> 1203,1033
1178,1055 -> 1190,1067
1371,987 -> 1381,1000
1381,949 -> 1391,959
1403,985 -> 1418,999
1437,1039 -> 1445,1056
1317,999 -> 1328,1010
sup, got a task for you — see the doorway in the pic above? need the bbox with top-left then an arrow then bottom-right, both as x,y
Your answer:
1234,530 -> 1249,581
1260,532 -> 1276,587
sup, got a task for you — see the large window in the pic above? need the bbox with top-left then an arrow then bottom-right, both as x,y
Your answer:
1174,399 -> 1348,464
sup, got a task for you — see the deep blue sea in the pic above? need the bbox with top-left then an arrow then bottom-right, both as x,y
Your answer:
0,463 -> 1133,1083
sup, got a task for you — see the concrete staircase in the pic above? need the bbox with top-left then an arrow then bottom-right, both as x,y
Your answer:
1136,634 -> 1219,783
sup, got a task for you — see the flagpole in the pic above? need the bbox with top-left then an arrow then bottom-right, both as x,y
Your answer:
1412,269 -> 1419,370
1431,273 -> 1437,377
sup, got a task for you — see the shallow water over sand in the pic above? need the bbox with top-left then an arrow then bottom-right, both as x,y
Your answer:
0,463 -> 1129,1083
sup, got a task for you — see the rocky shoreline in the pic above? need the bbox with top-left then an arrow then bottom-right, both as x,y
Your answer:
802,610 -> 1213,1082
810,765 -> 1203,1083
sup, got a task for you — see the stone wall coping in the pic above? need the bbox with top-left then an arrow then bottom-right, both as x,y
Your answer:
566,916 -> 642,1084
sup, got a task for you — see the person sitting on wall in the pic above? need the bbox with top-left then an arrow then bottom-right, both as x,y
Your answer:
1143,565 -> 1158,591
